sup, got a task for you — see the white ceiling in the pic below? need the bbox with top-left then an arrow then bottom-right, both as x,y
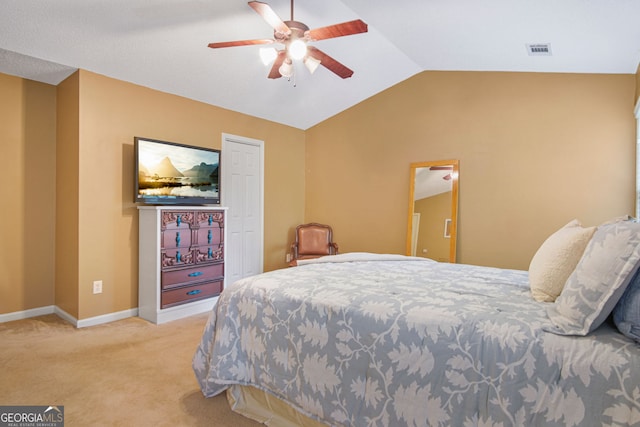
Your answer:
1,0 -> 639,130
414,167 -> 454,200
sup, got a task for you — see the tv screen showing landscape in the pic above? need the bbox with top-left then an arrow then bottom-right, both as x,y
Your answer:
135,137 -> 220,205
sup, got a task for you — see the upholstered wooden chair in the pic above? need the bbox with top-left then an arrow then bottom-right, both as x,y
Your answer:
289,223 -> 339,266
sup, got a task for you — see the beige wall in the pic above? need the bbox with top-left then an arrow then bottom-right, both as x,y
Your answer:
56,72 -> 81,317
0,73 -> 57,314
3,70 -> 305,319
69,70 -> 305,319
2,68 -> 638,319
306,71 -> 636,270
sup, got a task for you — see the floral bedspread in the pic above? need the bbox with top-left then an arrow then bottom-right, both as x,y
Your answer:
193,254 -> 640,426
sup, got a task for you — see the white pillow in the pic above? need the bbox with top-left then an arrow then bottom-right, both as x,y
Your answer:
528,219 -> 596,302
546,220 -> 640,336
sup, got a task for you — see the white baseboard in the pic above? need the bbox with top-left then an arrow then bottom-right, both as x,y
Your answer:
0,305 -> 55,323
52,306 -> 77,326
0,306 -> 138,328
76,308 -> 139,328
55,306 -> 139,328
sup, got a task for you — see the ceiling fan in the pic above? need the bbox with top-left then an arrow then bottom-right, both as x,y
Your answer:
208,0 -> 368,80
429,166 -> 453,181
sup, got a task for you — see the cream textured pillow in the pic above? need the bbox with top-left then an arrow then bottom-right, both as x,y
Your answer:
528,219 -> 596,302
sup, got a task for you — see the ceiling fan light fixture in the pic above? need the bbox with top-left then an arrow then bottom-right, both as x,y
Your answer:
207,1 -> 368,81
288,39 -> 307,60
279,58 -> 294,78
303,56 -> 321,74
259,47 -> 278,65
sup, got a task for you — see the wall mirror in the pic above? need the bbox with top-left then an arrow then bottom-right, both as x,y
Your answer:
406,160 -> 459,263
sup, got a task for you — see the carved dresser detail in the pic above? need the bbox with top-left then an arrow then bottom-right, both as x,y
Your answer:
138,206 -> 227,324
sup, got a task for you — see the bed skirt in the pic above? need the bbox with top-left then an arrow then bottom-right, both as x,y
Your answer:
226,385 -> 328,427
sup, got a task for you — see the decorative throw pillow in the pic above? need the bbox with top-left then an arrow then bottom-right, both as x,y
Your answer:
613,268 -> 640,343
528,219 -> 596,302
546,220 -> 640,336
600,214 -> 632,225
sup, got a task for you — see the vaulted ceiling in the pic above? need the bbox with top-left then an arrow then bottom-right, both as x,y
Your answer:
1,0 -> 639,130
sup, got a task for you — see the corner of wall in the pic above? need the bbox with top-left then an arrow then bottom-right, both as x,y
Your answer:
55,72 -> 81,318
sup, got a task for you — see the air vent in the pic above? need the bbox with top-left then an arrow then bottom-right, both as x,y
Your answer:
526,43 -> 552,56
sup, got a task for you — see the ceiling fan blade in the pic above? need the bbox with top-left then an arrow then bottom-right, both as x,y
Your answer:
267,50 -> 287,79
307,46 -> 354,79
248,1 -> 291,37
306,19 -> 368,41
208,39 -> 274,49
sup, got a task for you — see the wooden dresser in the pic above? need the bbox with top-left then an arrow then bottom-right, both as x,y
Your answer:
138,206 -> 226,324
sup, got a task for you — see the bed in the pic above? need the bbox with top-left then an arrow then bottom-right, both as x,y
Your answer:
193,221 -> 640,427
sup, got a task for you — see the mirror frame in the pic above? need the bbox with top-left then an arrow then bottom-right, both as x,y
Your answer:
406,160 -> 459,263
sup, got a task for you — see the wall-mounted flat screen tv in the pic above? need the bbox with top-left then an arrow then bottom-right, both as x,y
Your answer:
134,137 -> 220,205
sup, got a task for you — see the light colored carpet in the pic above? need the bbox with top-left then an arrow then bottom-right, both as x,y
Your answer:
0,313 -> 262,426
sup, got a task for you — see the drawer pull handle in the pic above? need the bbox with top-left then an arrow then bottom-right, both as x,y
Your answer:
188,271 -> 203,277
187,289 -> 202,296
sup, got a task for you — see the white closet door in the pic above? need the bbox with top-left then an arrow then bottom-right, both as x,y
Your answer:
222,134 -> 264,285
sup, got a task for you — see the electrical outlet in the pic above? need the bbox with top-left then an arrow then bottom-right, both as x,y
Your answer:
93,280 -> 103,294
285,253 -> 292,263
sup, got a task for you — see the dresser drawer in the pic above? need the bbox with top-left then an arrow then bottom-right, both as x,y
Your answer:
161,248 -> 195,269
161,262 -> 224,290
196,211 -> 224,228
162,228 -> 192,250
194,246 -> 224,263
162,211 -> 195,229
196,225 -> 222,246
161,280 -> 222,309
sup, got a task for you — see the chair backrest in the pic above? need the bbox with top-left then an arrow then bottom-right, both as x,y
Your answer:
296,223 -> 334,256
